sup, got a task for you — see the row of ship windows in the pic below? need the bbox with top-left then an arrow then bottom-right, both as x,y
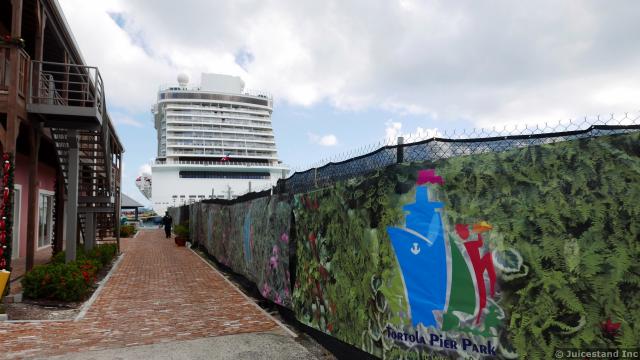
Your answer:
159,92 -> 269,107
166,149 -> 276,157
161,121 -> 271,130
161,127 -> 273,137
165,113 -> 270,121
165,103 -> 270,113
165,142 -> 277,150
178,171 -> 271,179
164,118 -> 271,128
165,125 -> 273,133
165,133 -> 275,142
165,112 -> 270,121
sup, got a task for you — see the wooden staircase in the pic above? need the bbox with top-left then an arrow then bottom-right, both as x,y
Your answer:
51,124 -> 118,244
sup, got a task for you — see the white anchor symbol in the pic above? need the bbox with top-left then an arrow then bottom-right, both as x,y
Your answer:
411,242 -> 421,255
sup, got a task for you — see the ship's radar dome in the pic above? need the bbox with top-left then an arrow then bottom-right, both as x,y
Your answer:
177,73 -> 189,87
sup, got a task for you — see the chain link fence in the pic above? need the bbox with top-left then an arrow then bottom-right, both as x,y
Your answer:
279,112 -> 640,194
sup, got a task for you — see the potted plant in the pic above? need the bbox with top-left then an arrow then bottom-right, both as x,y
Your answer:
173,223 -> 189,247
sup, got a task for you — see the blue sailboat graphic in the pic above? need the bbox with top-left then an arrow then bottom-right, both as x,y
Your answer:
387,186 -> 448,329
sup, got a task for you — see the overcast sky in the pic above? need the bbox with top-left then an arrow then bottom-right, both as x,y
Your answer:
57,0 -> 640,205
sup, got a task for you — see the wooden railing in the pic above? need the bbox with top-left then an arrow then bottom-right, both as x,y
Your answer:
0,45 -> 8,91
0,45 -> 29,95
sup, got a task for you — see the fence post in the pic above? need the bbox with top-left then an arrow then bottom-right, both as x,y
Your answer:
314,168 -> 318,188
397,136 -> 404,163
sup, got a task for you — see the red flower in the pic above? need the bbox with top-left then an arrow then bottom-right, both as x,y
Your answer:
308,233 -> 317,248
319,265 -> 329,281
327,323 -> 334,332
601,318 -> 621,338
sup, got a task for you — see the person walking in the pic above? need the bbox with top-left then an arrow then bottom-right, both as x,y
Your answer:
162,211 -> 173,238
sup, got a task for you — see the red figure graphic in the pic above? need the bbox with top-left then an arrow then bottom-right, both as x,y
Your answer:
464,232 -> 496,324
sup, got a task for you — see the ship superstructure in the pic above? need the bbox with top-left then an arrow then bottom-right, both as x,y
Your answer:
139,73 -> 288,214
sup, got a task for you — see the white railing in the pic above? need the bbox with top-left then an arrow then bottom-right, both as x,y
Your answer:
154,159 -> 287,168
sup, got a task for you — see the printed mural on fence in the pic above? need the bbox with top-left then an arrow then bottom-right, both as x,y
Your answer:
291,131 -> 640,359
385,169 -> 505,358
188,195 -> 293,307
182,131 -> 640,359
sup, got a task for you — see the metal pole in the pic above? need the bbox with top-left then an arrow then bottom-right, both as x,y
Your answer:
397,136 -> 404,163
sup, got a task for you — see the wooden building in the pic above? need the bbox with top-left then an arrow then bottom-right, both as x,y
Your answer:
0,0 -> 123,275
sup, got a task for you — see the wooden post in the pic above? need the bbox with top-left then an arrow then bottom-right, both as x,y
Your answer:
115,152 -> 121,253
32,0 -> 46,100
5,0 -> 23,154
65,130 -> 79,262
84,213 -> 95,251
54,169 -> 65,254
397,136 -> 404,163
25,126 -> 40,271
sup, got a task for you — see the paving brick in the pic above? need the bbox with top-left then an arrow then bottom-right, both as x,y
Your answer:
0,230 -> 278,359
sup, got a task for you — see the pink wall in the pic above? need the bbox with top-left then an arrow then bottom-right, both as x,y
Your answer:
13,153 -> 57,258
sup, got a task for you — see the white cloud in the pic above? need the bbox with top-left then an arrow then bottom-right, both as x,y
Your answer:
138,163 -> 152,176
384,120 -> 403,141
308,132 -> 338,146
111,113 -> 145,128
385,120 -> 442,143
58,0 -> 640,128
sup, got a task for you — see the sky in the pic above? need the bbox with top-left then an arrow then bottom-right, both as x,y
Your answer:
56,0 -> 640,206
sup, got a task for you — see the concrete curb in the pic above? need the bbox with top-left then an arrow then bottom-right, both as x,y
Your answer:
75,253 -> 124,321
189,247 -> 298,338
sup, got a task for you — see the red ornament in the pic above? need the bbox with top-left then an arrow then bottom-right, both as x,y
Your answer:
3,161 -> 9,172
0,257 -> 6,269
2,153 -> 8,161
3,174 -> 8,186
0,231 -> 5,244
0,247 -> 3,257
0,220 -> 4,231
3,188 -> 9,202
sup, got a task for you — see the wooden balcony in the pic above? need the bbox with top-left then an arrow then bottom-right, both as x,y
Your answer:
27,60 -> 104,130
0,45 -> 29,110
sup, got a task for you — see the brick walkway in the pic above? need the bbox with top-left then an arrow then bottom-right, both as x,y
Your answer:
0,229 -> 278,359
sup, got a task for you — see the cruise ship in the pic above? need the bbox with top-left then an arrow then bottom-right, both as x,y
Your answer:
139,73 -> 288,214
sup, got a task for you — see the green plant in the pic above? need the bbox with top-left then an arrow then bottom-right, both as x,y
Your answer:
22,262 -> 89,301
174,223 -> 190,238
51,244 -> 118,268
119,224 -> 136,237
88,244 -> 118,267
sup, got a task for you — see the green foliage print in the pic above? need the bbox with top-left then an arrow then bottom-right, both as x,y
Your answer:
292,131 -> 640,359
189,196 -> 293,307
292,170 -> 407,357
435,132 -> 640,358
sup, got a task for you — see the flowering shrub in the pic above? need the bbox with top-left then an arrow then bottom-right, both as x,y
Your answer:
25,244 -> 118,301
119,224 -> 136,237
22,262 -> 88,301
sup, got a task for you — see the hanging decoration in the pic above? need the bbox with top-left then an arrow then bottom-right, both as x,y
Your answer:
0,152 -> 14,274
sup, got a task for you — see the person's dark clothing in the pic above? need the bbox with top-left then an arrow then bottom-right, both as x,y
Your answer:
162,214 -> 173,238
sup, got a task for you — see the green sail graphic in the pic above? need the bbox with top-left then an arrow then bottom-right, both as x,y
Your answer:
442,235 -> 477,331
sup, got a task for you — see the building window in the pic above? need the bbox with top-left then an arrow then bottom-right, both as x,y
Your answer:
38,191 -> 54,248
